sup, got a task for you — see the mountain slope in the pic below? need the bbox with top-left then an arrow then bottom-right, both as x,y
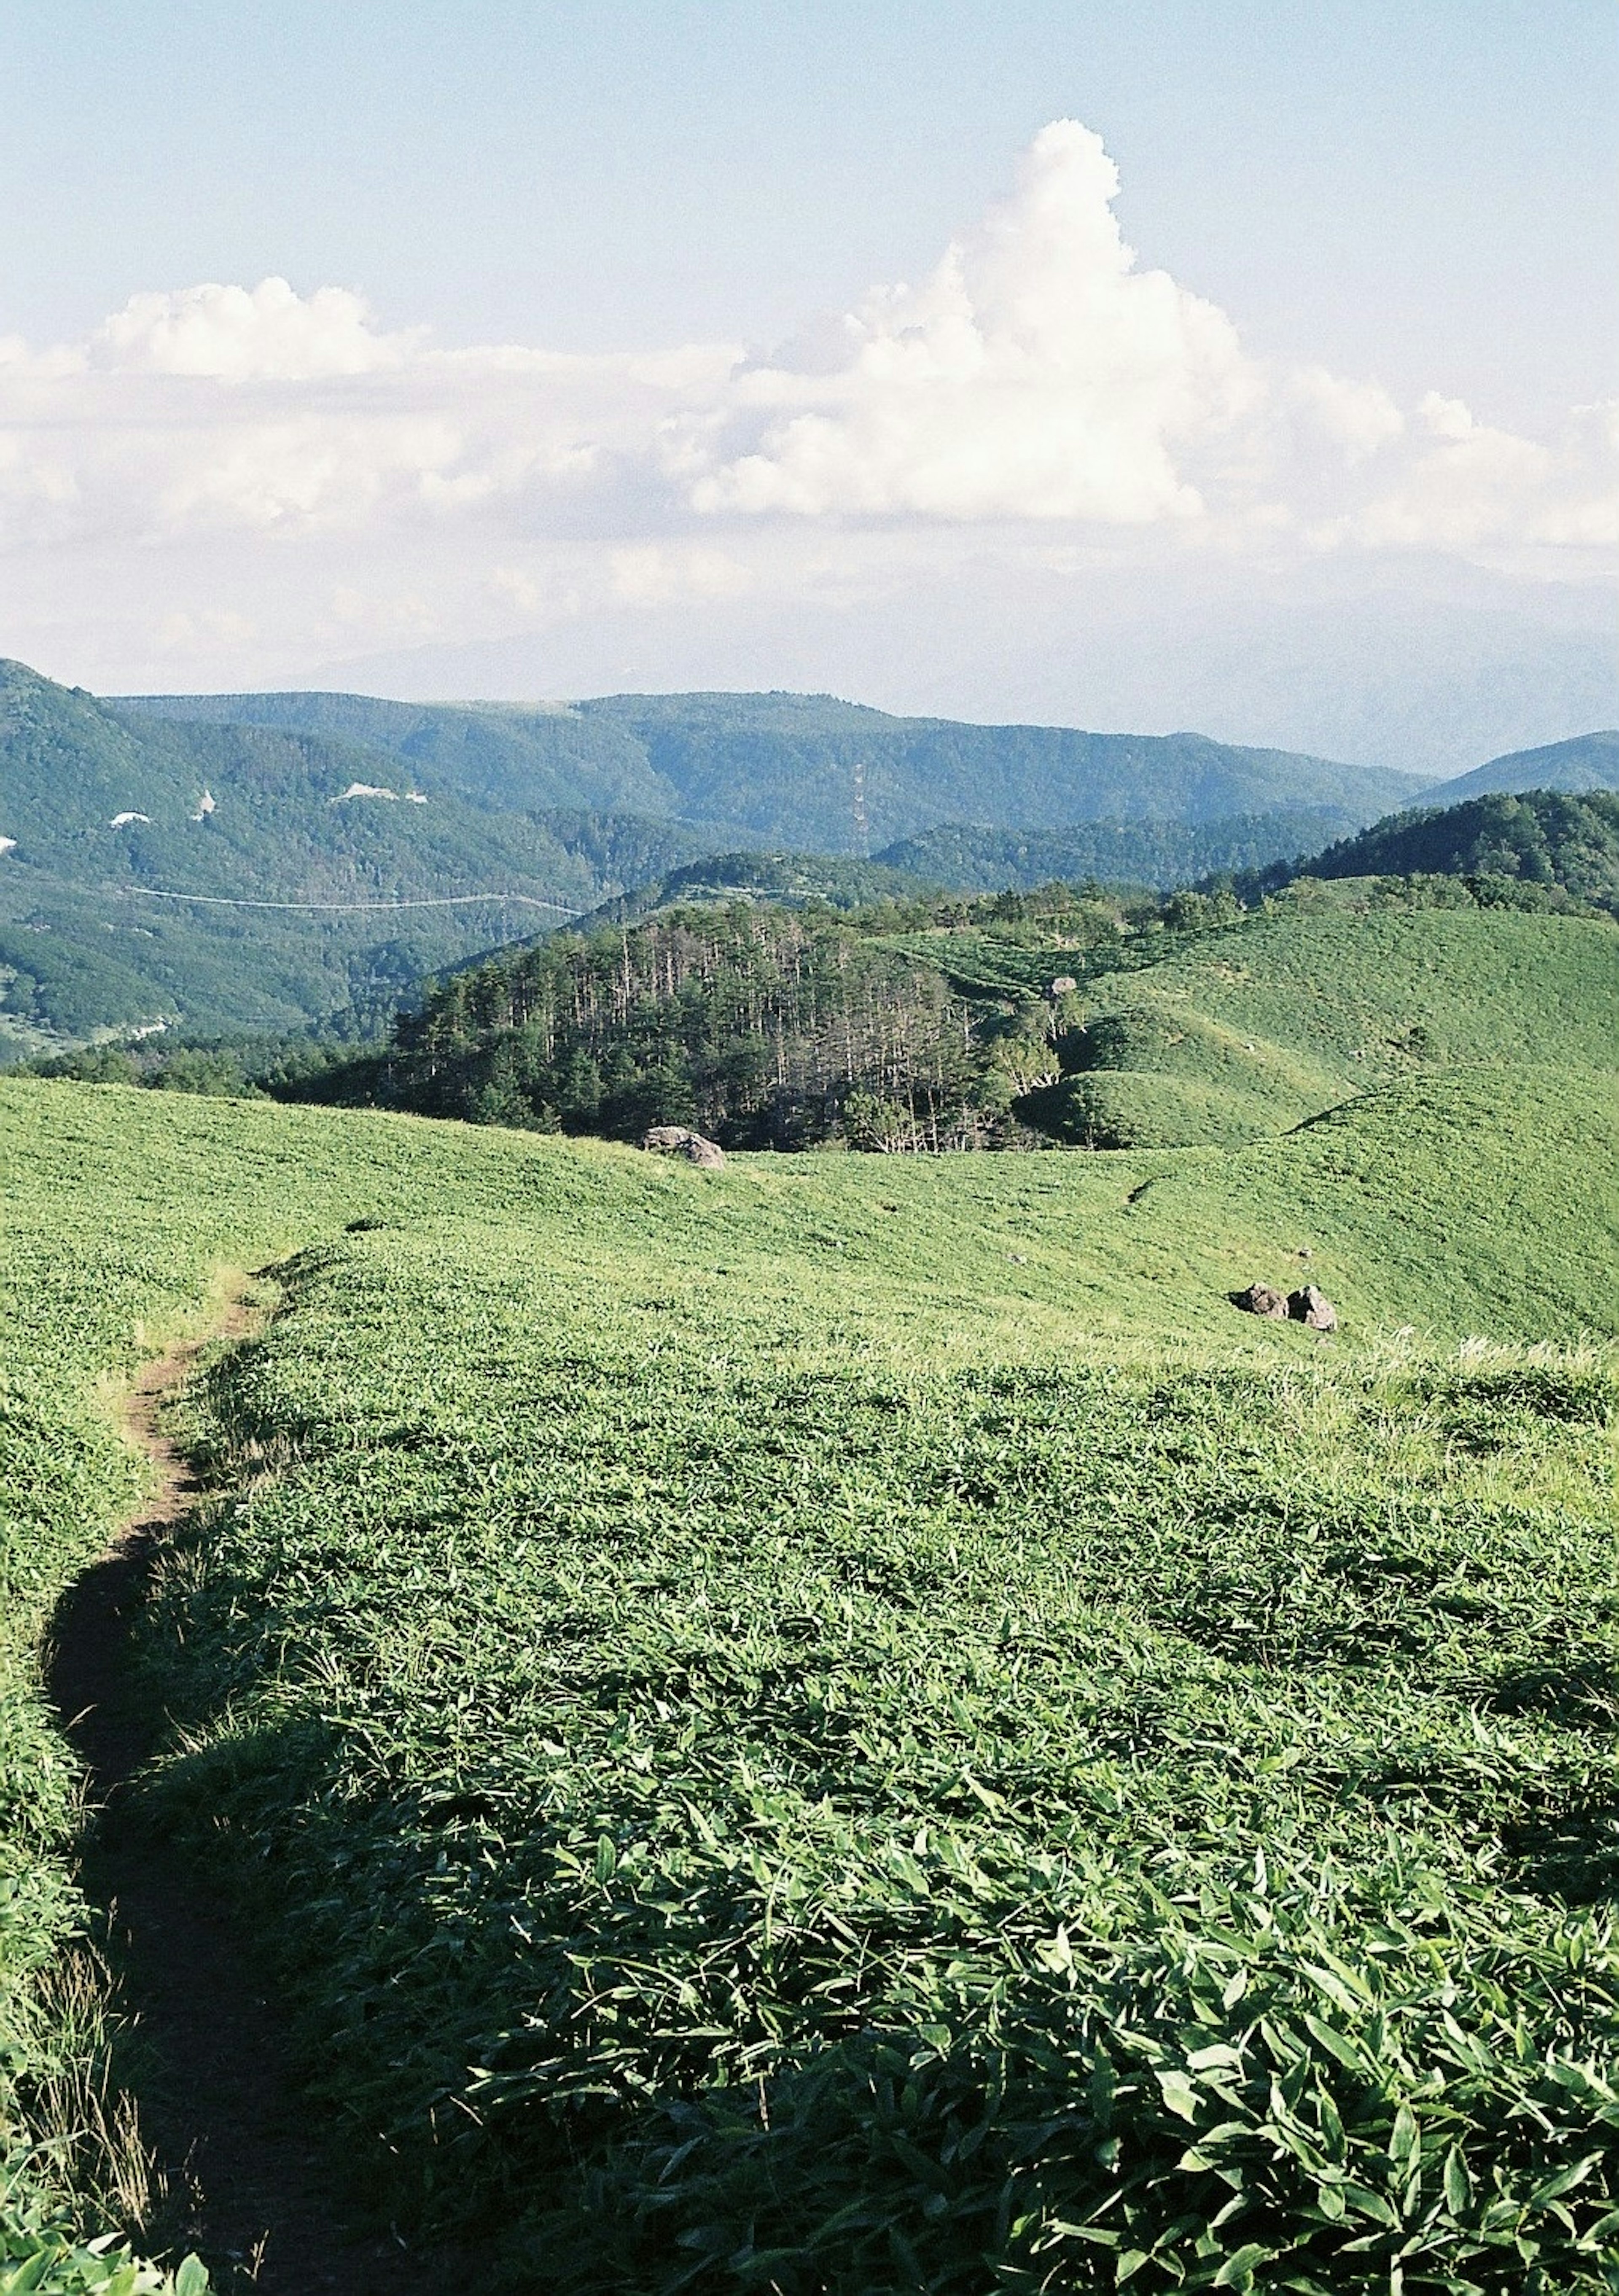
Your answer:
0,660 -> 705,1044
1026,905 -> 1619,1148
1415,729 -> 1619,805
874,810 -> 1349,890
1271,788 -> 1619,915
124,685 -> 1418,850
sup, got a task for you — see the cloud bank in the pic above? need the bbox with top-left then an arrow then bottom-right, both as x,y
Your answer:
0,120 -> 1611,699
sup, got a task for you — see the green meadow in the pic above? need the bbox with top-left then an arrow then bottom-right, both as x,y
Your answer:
0,1053 -> 1616,2290
1030,908 -> 1619,1147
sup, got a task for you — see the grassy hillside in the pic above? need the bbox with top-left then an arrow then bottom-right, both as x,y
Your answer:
1029,905 -> 1619,1147
1261,789 -> 1619,916
2,1075 -> 1616,2290
309,870 -> 1619,1159
1415,730 -> 1619,806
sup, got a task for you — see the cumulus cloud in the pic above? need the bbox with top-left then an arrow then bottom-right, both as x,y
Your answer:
0,125 -> 1613,695
692,121 -> 1257,522
89,277 -> 414,380
1317,393 -> 1619,552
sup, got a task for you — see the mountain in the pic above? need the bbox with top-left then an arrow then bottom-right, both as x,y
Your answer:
124,686 -> 1417,852
0,660 -> 707,1048
1268,789 -> 1619,916
1415,731 -> 1619,806
873,810 -> 1349,891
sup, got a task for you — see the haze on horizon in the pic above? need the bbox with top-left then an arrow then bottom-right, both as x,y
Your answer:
0,0 -> 1614,776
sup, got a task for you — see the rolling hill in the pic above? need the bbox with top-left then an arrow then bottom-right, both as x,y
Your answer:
2,660 -> 1420,1046
300,849 -> 1619,1157
1415,728 -> 1619,805
4,1068 -> 1617,2287
1025,902 -> 1619,1148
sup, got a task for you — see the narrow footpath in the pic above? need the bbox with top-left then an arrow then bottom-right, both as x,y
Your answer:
45,1307 -> 411,2295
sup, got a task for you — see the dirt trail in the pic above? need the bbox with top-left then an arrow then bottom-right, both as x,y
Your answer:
46,1303 -> 411,2294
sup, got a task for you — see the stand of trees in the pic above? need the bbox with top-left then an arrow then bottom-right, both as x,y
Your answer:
350,905 -> 1012,1149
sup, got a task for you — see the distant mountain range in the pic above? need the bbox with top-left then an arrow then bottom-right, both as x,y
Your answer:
119,686 -> 1419,848
1,654 -> 1612,1047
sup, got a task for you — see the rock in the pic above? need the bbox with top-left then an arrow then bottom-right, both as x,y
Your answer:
1288,1283 -> 1337,1331
640,1125 -> 726,1170
1232,1281 -> 1289,1319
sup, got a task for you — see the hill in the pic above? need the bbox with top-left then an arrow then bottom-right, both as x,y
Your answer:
4,1073 -> 1617,2288
1261,787 -> 1619,915
1025,902 -> 1619,1148
1415,729 -> 1619,805
0,660 -> 712,1047
125,685 -> 1417,851
2,660 -> 1419,1048
300,864 -> 1619,1157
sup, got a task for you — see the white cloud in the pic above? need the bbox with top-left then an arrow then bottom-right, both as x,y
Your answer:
691,121 -> 1257,521
1317,393 -> 1619,552
0,126 -> 1613,703
89,277 -> 414,380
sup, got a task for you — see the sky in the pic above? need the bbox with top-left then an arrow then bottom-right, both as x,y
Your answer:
0,0 -> 1614,770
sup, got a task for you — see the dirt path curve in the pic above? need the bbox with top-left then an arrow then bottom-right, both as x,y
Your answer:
46,1302 -> 411,2295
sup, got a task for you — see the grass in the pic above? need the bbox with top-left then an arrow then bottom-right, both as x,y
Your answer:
1035,907 -> 1619,1147
0,1067 -> 1615,2290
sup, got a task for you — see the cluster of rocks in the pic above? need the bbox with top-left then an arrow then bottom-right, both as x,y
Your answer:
1232,1280 -> 1337,1331
640,1125 -> 726,1170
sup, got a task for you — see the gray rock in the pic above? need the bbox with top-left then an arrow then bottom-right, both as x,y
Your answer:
641,1125 -> 726,1170
1288,1283 -> 1337,1331
1232,1281 -> 1290,1319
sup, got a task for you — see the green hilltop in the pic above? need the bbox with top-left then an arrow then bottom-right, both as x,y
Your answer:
1257,786 -> 1619,914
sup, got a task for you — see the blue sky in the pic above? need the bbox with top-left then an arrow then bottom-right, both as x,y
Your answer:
0,2 -> 1613,763
4,1 -> 1611,424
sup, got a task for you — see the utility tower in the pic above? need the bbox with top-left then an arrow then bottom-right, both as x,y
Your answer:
851,757 -> 869,857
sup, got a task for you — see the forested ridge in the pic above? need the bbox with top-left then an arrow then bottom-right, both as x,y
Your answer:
1259,786 -> 1619,912
336,901 -> 1047,1149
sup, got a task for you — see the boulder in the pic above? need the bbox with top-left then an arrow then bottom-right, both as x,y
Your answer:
1232,1281 -> 1289,1319
641,1124 -> 726,1170
1288,1283 -> 1337,1331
